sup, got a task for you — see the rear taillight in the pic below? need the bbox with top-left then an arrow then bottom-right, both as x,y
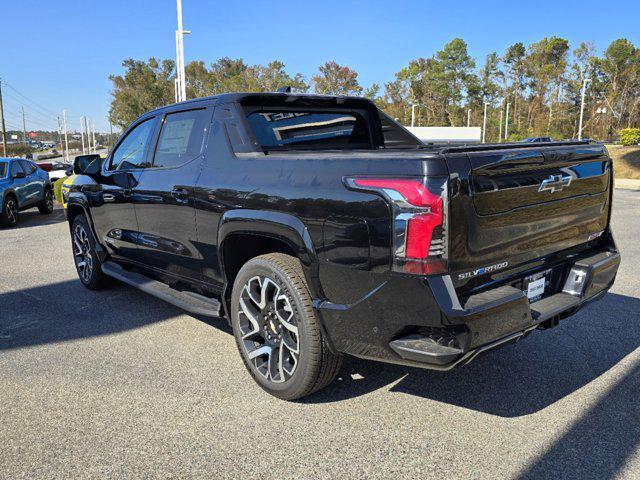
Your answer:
345,176 -> 448,275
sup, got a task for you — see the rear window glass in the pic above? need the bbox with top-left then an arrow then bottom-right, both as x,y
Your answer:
246,111 -> 371,150
0,162 -> 6,178
152,109 -> 209,168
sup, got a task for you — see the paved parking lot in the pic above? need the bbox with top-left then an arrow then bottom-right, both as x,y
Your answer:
1,191 -> 639,479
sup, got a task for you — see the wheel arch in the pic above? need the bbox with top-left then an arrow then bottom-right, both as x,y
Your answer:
66,195 -> 107,263
218,209 -> 323,319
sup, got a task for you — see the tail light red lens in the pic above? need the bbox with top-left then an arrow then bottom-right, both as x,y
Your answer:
347,176 -> 448,275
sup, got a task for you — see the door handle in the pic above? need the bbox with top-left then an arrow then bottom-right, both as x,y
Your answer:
103,193 -> 116,203
171,188 -> 190,203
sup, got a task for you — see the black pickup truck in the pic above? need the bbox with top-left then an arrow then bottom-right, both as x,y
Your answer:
66,92 -> 620,400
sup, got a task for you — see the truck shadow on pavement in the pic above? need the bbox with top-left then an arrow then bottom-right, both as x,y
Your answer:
308,292 -> 640,416
0,279 -> 192,350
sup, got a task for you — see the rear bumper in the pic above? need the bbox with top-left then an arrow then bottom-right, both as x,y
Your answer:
316,246 -> 620,370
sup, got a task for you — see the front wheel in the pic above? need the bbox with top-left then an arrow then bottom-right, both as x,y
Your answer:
1,195 -> 19,227
71,215 -> 110,290
231,253 -> 342,400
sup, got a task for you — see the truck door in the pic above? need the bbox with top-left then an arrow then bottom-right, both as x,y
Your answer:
132,107 -> 211,282
91,116 -> 157,261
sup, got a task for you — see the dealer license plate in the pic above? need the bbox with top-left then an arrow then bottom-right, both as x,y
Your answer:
524,269 -> 551,302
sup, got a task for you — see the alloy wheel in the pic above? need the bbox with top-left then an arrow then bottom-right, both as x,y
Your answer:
73,224 -> 93,283
46,190 -> 54,210
6,199 -> 17,225
237,275 -> 300,383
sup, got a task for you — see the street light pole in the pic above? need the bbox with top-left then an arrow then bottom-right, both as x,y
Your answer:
467,109 -> 471,127
499,109 -> 503,143
504,102 -> 510,141
578,78 -> 591,140
62,109 -> 69,163
175,0 -> 191,103
80,116 -> 86,154
411,103 -> 416,127
482,102 -> 488,143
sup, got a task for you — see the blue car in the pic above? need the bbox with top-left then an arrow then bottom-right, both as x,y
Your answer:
0,158 -> 54,227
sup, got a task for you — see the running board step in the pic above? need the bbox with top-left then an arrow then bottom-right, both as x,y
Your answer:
530,293 -> 580,323
389,334 -> 463,366
101,261 -> 221,317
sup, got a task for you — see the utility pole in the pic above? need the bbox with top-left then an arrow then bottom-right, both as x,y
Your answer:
498,109 -> 504,143
504,102 -> 511,141
92,119 -> 97,152
109,121 -> 114,149
80,116 -> 86,154
578,78 -> 591,140
0,80 -> 7,157
62,109 -> 69,163
175,0 -> 191,102
467,109 -> 471,127
482,102 -> 488,143
411,103 -> 417,127
21,107 -> 27,145
56,116 -> 63,151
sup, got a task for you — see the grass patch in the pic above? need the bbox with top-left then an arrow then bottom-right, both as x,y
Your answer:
607,145 -> 640,179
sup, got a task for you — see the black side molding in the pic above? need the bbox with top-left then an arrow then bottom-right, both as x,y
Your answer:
101,261 -> 221,317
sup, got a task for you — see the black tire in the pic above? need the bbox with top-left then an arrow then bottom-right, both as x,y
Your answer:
1,194 -> 19,227
71,214 -> 110,290
231,253 -> 342,400
38,187 -> 54,215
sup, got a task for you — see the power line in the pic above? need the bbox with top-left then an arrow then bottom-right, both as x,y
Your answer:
2,82 -> 60,118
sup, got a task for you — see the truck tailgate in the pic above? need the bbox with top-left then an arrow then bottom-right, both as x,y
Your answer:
445,143 -> 612,291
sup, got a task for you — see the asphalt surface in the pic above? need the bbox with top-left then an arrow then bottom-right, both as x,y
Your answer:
1,191 -> 639,479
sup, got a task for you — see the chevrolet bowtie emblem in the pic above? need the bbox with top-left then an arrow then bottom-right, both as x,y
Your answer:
539,174 -> 572,193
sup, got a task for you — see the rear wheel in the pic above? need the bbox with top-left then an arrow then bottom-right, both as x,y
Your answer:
231,253 -> 342,400
1,195 -> 19,227
38,187 -> 54,214
71,215 -> 110,290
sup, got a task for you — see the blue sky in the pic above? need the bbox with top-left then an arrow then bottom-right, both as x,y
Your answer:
1,0 -> 637,132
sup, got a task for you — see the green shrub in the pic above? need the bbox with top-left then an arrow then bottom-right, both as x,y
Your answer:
53,177 -> 68,203
5,144 -> 34,157
619,128 -> 640,146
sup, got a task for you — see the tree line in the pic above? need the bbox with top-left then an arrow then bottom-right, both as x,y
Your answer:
108,37 -> 640,142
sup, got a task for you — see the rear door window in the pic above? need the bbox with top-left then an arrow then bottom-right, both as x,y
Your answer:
19,160 -> 36,175
246,110 -> 372,150
152,109 -> 209,168
0,162 -> 7,178
10,161 -> 24,177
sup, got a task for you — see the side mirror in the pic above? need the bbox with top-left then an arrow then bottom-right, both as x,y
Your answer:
65,167 -> 74,176
13,171 -> 26,179
73,154 -> 102,175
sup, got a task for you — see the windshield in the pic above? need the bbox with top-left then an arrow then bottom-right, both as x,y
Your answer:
0,162 -> 7,178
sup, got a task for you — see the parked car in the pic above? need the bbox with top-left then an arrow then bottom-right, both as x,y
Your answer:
65,92 -> 620,400
0,158 -> 54,227
48,162 -> 72,183
521,136 -> 553,143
